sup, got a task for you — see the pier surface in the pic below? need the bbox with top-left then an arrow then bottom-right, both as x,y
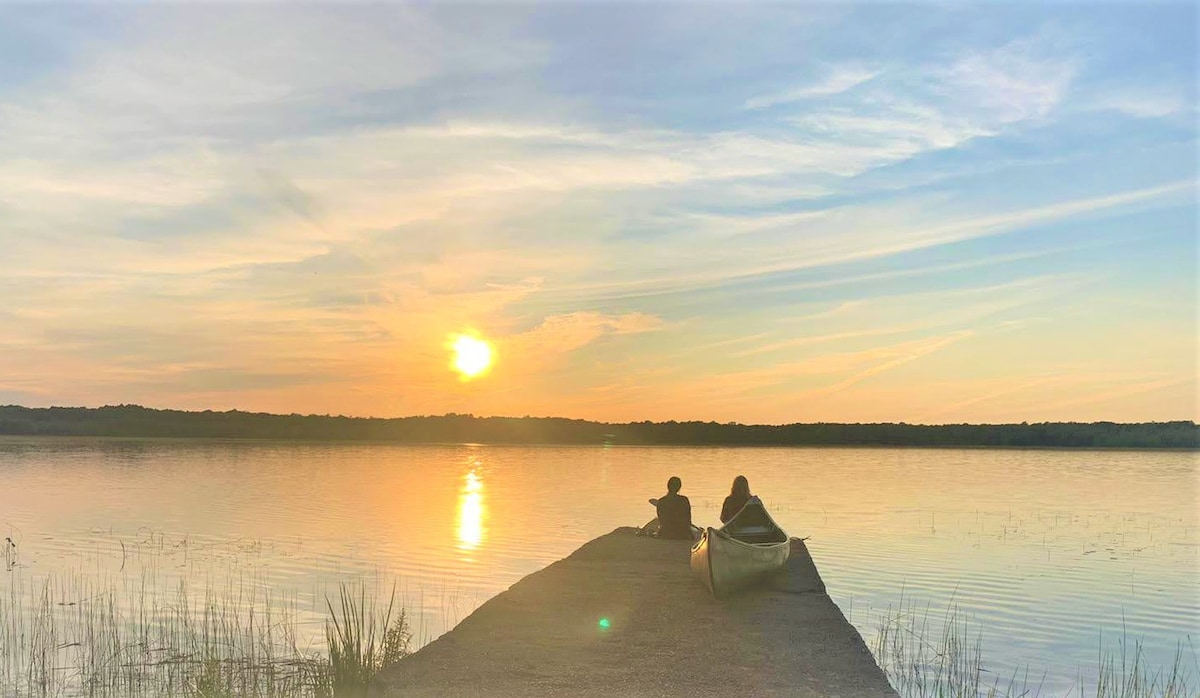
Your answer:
373,528 -> 898,698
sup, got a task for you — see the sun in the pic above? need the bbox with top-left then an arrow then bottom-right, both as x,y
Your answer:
448,334 -> 494,380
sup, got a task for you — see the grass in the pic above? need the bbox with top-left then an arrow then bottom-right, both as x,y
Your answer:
3,538 -> 15,572
322,584 -> 410,698
5,530 -> 1194,698
1094,633 -> 1197,698
0,566 -> 411,697
872,599 -> 1199,698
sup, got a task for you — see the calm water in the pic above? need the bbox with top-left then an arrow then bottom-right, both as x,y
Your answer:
1,438 -> 1196,693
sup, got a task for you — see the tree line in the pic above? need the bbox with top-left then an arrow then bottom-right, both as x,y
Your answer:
0,405 -> 1195,448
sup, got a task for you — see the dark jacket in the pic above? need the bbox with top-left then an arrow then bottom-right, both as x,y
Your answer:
655,492 -> 693,539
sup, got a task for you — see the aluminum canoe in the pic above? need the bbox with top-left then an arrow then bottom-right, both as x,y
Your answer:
690,496 -> 789,597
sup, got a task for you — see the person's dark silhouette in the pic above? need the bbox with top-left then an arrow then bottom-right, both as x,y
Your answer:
720,475 -> 751,524
654,476 -> 693,539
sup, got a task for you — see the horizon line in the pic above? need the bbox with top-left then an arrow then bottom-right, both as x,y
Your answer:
3,403 -> 1195,429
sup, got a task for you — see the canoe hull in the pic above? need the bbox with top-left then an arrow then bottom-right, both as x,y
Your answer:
689,496 -> 790,597
690,527 -> 790,597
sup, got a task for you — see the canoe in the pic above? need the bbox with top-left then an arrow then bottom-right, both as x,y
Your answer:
690,496 -> 790,597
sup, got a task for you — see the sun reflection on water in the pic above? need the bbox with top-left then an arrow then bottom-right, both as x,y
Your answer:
456,468 -> 486,553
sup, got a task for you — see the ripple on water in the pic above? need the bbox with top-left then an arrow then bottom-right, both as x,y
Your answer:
0,440 -> 1195,691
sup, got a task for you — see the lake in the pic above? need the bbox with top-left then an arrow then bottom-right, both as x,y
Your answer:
1,437 -> 1196,695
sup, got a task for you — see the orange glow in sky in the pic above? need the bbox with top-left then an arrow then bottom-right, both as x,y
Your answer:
0,4 -> 1195,425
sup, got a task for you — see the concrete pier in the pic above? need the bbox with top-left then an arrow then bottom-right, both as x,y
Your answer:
373,528 -> 898,697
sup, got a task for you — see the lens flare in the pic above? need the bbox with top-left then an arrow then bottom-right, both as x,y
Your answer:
448,334 -> 494,380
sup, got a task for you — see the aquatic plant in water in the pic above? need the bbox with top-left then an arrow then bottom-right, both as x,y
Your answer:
871,599 -> 1199,698
0,561 -> 409,697
321,584 -> 410,698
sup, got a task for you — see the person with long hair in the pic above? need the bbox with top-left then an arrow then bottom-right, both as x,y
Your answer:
720,475 -> 752,523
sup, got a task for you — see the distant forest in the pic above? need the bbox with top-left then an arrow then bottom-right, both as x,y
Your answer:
0,405 -> 1195,448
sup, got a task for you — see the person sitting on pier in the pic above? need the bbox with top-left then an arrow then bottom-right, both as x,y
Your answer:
652,476 -> 693,540
720,475 -> 752,524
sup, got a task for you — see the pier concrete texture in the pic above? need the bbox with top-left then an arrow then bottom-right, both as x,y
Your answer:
373,528 -> 898,698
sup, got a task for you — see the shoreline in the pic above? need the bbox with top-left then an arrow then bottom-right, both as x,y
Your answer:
4,406 -> 1194,450
1,434 -> 1194,452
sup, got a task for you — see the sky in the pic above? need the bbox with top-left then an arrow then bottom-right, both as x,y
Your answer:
0,3 -> 1195,425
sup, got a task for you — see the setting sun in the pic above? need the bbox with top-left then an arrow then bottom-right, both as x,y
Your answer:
449,334 -> 494,380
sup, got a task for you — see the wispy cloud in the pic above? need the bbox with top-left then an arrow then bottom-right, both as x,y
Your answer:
917,374 -> 1071,423
0,6 -> 1194,421
539,181 -> 1188,307
1093,89 -> 1190,119
937,35 -> 1078,124
503,311 -> 663,361
744,64 -> 880,110
1012,377 -> 1194,417
806,331 -> 975,396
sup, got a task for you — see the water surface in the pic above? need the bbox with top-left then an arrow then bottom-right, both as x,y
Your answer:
1,438 -> 1195,693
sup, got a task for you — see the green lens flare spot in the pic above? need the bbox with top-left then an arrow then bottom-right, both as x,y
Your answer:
598,617 -> 611,630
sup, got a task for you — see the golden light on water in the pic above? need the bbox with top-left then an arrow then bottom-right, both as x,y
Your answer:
448,334 -> 494,381
456,469 -> 486,552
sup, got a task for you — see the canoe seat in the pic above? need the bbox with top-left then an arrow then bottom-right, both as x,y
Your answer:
723,498 -> 790,544
735,525 -> 771,535
728,525 -> 787,544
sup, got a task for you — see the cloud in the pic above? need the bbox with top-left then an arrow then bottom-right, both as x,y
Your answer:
0,6 -> 545,150
541,180 -> 1189,307
744,65 -> 880,110
917,374 -> 1068,422
937,36 -> 1077,124
503,312 -> 663,359
804,331 -> 974,396
0,24 -> 1108,297
0,8 -> 1193,421
1094,89 -> 1190,119
1024,377 -> 1195,419
789,109 -> 991,154
738,34 -> 1083,201
574,328 -> 978,423
919,372 -> 1193,424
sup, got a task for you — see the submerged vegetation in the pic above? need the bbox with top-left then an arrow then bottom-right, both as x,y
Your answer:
872,599 -> 1199,698
0,404 -> 1196,448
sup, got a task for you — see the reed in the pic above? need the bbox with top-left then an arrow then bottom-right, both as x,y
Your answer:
320,584 -> 410,698
2,537 -> 15,572
0,566 -> 409,697
871,600 -> 1198,698
4,533 -> 1191,698
1093,634 -> 1198,698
